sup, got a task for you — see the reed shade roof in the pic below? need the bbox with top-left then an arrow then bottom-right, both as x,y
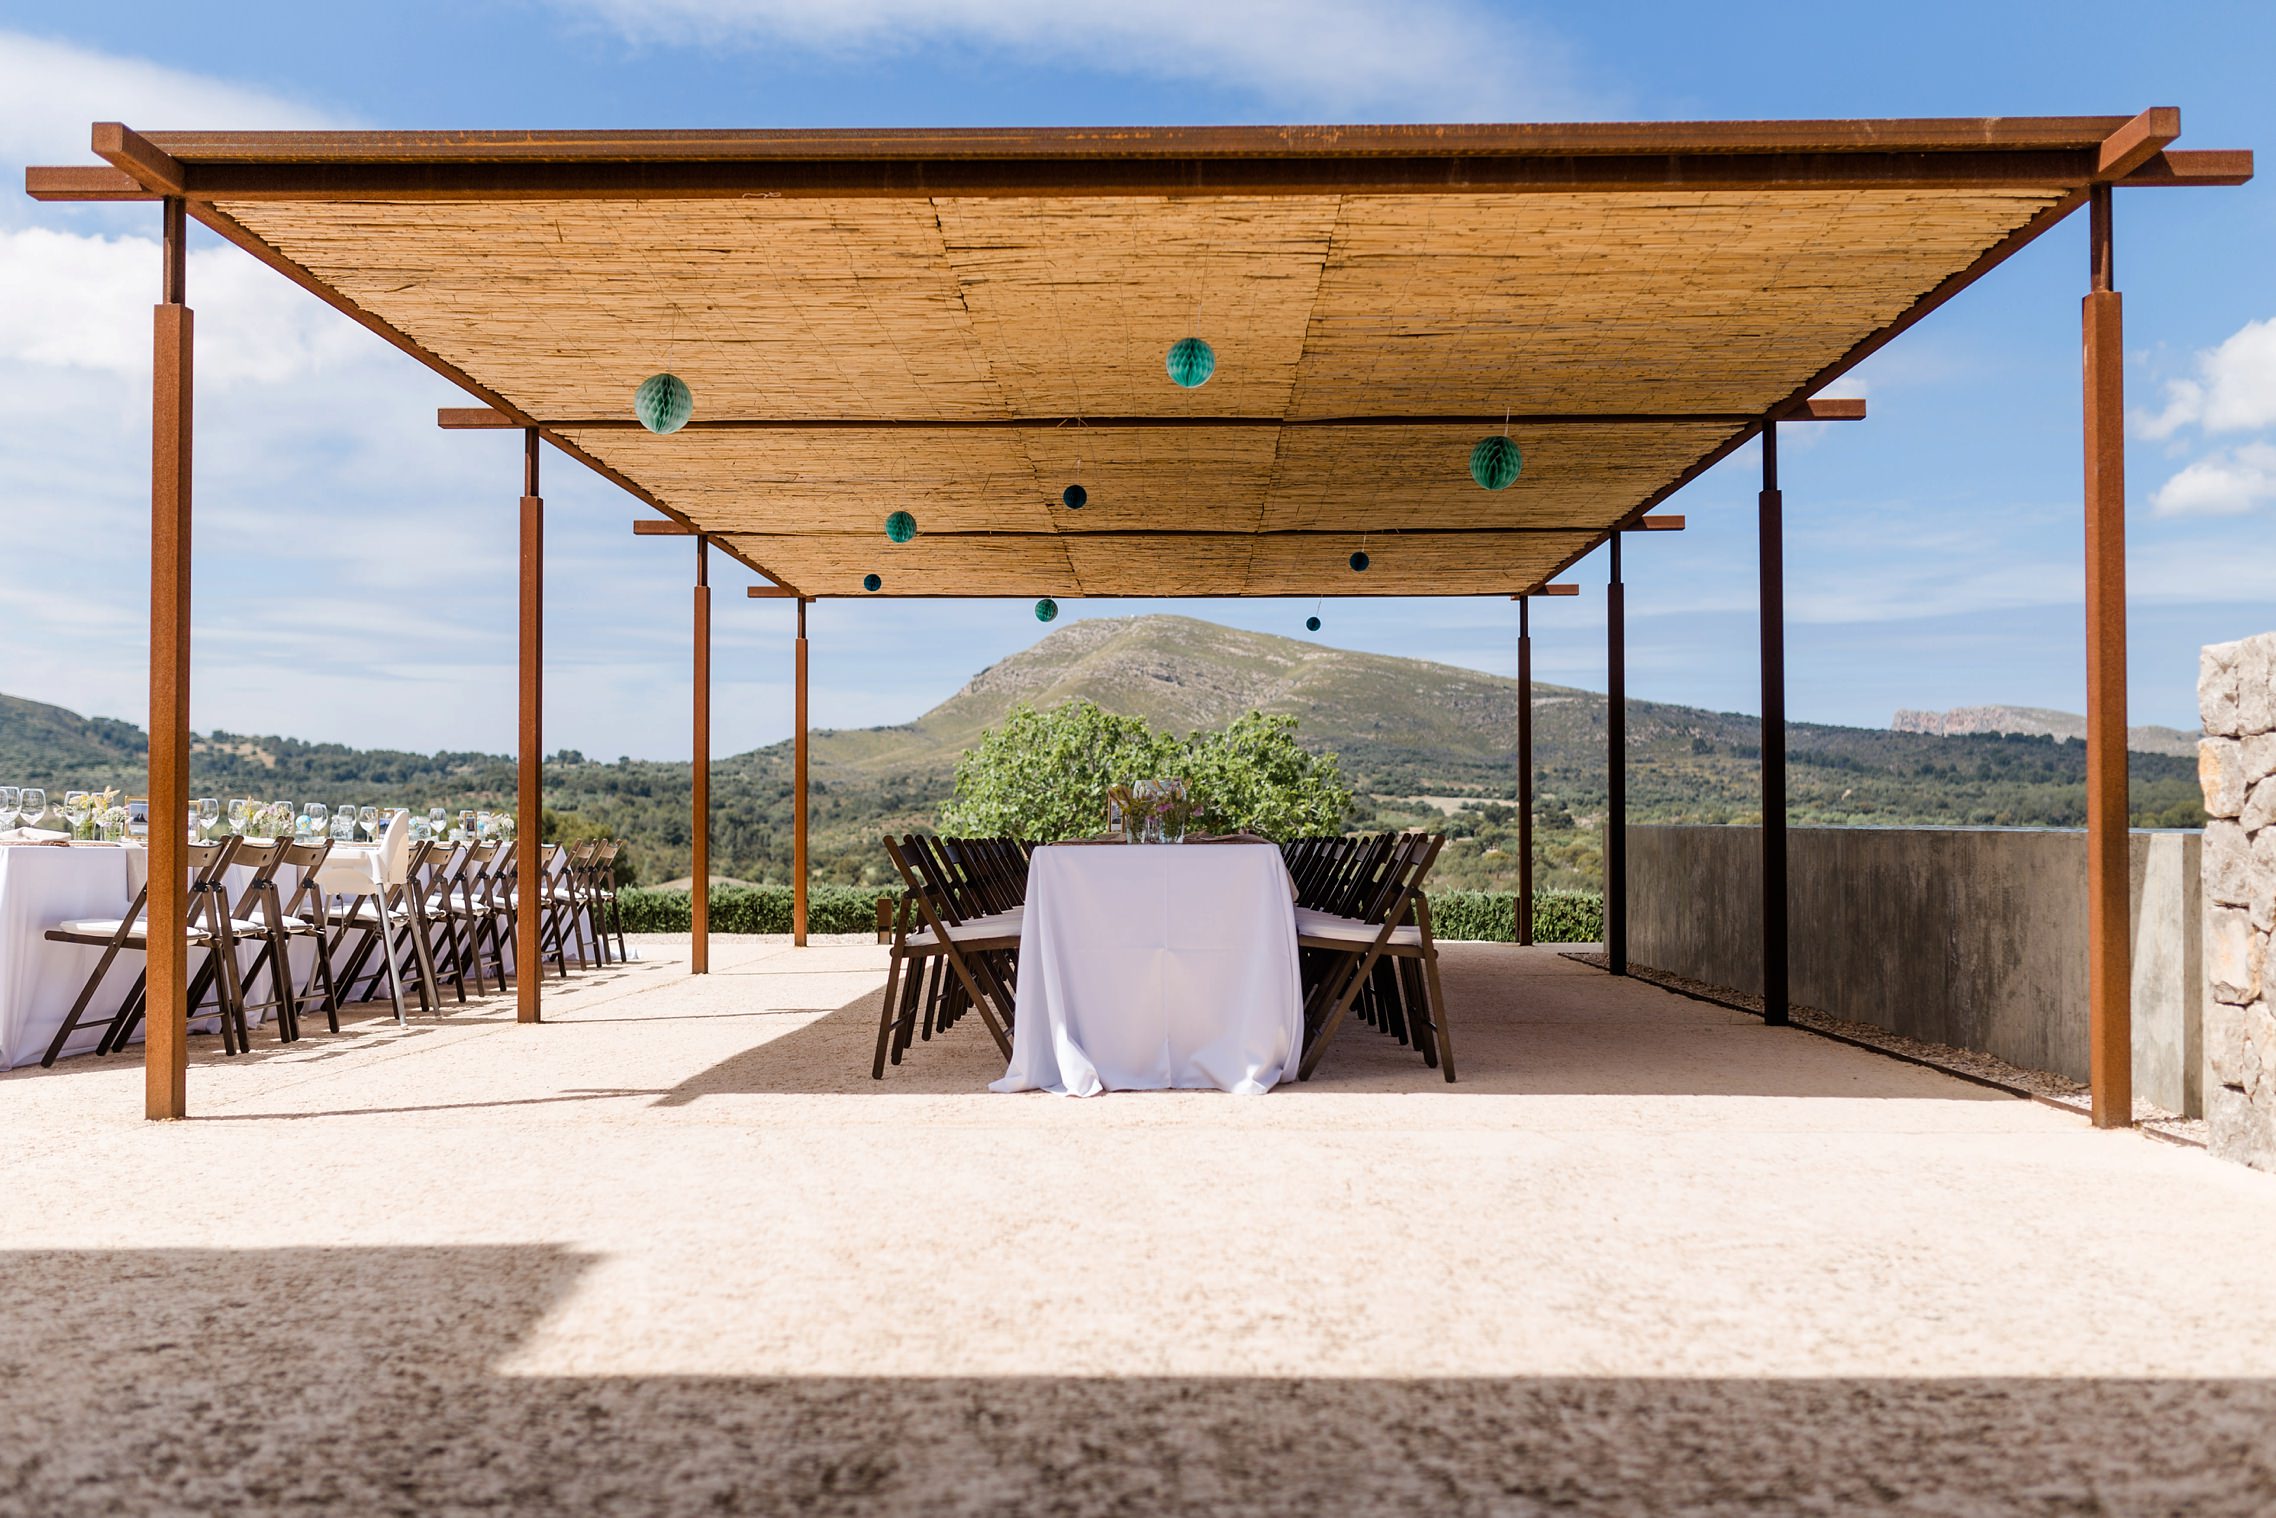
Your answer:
97,121 -> 2156,596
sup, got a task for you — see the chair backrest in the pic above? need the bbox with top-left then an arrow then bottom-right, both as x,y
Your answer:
376,808 -> 411,885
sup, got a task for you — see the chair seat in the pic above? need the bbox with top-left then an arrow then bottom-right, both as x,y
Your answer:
1293,909 -> 1423,949
905,910 -> 1024,949
49,917 -> 247,944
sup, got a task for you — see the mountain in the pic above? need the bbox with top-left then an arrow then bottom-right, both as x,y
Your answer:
1892,704 -> 2200,758
3,615 -> 2207,894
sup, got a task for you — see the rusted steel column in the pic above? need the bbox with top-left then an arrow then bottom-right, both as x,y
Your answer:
692,536 -> 711,974
2083,183 -> 2132,1127
1517,596 -> 1534,947
146,197 -> 192,1120
1759,421 -> 1790,1026
1606,535 -> 1626,974
517,429 -> 544,1024
793,597 -> 810,946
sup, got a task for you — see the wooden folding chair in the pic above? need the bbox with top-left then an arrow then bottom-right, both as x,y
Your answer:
1294,832 -> 1454,1083
873,835 -> 1019,1076
41,837 -> 248,1065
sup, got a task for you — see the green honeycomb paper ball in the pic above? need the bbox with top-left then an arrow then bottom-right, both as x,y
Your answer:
885,510 -> 917,543
1034,597 -> 1059,623
634,372 -> 694,435
1349,550 -> 1370,573
1165,337 -> 1216,389
1306,615 -> 1321,632
862,573 -> 882,592
1061,483 -> 1087,510
1469,434 -> 1523,490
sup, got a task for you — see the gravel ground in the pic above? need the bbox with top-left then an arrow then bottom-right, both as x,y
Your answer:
3,937 -> 2274,1515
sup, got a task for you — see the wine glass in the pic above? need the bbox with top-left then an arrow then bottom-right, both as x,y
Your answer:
227,798 -> 249,834
197,798 -> 219,837
20,788 -> 45,830
359,805 -> 379,842
64,791 -> 90,838
306,802 -> 328,840
0,786 -> 18,831
428,806 -> 447,835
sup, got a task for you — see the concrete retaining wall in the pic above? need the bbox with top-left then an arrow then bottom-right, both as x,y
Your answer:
1627,824 -> 2204,1115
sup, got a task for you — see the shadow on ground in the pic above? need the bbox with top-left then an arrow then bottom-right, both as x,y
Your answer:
660,944 -> 2013,1103
0,1245 -> 2266,1516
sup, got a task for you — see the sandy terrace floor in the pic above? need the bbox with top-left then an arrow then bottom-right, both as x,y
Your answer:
4,936 -> 2276,1516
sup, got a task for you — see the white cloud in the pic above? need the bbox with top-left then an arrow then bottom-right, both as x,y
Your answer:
0,29 -> 341,169
2136,315 -> 2276,440
554,0 -> 1590,119
2150,441 -> 2276,518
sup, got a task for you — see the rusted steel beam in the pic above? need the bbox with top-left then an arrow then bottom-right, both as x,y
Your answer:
1638,515 -> 1685,531
1796,397 -> 1867,421
517,429 -> 544,1026
1509,584 -> 1581,599
793,599 -> 810,947
146,197 -> 192,1121
2120,149 -> 2253,186
1759,421 -> 1790,1028
2083,185 -> 2131,1129
92,122 -> 184,193
743,585 -> 801,598
23,164 -> 150,200
1606,535 -> 1627,976
1517,597 -> 1534,948
2096,107 -> 2182,180
692,536 -> 711,976
445,407 -> 1764,430
632,519 -> 697,535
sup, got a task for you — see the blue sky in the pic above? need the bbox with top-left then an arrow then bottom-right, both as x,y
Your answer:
3,0 -> 2273,764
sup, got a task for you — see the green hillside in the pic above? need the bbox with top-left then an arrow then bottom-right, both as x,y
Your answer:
2,615 -> 2204,893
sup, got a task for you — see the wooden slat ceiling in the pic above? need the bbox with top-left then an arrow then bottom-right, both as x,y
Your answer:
210,186 -> 2069,595
56,118 -> 2179,598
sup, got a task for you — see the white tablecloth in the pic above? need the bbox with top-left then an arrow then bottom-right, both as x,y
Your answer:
993,842 -> 1303,1097
0,844 -> 143,1069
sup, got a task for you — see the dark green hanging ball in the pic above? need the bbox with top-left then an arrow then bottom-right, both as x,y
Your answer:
1349,551 -> 1370,573
885,510 -> 917,543
634,372 -> 694,435
1166,337 -> 1216,388
1469,434 -> 1523,490
863,573 -> 882,592
1306,615 -> 1321,632
1035,597 -> 1058,623
1061,483 -> 1087,510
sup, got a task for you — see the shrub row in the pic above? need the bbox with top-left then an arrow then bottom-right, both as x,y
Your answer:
1427,889 -> 1603,944
618,884 -> 1603,944
617,884 -> 891,936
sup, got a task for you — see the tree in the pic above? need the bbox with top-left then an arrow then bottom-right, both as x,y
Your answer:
940,700 -> 1348,843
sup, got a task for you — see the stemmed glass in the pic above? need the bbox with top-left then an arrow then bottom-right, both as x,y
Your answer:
196,798 -> 219,838
428,806 -> 446,836
0,786 -> 18,832
359,805 -> 379,842
20,789 -> 45,831
305,802 -> 329,841
63,791 -> 91,839
228,798 -> 249,835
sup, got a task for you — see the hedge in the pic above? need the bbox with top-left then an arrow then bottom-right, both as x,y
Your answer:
617,884 -> 893,935
618,884 -> 1602,943
1427,889 -> 1603,944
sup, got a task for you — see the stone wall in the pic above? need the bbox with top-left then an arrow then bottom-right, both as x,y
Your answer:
2200,632 -> 2276,1171
1627,825 -> 2203,1113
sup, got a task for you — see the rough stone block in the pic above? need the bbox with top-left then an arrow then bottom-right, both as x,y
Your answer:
2208,1081 -> 2276,1173
2208,999 -> 2256,1085
2245,732 -> 2276,787
2208,904 -> 2264,1004
2202,640 -> 2244,737
2245,774 -> 2276,834
2206,820 -> 2255,908
2239,634 -> 2276,735
2256,830 -> 2276,933
2202,738 -> 2249,818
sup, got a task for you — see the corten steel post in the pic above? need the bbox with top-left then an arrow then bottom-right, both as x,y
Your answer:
1517,596 -> 1535,947
1606,535 -> 1626,975
793,597 -> 811,946
1759,422 -> 1790,1026
692,535 -> 711,974
2083,183 -> 2132,1127
146,196 -> 192,1120
516,428 -> 544,1024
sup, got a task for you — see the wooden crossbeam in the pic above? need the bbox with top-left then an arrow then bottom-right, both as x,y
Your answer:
1638,515 -> 1685,531
744,586 -> 801,598
632,520 -> 697,536
1796,397 -> 1866,421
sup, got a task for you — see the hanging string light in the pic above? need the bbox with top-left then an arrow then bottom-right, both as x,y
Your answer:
884,510 -> 917,543
1035,597 -> 1059,623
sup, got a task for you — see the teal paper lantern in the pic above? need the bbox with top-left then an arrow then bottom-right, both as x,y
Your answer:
1469,434 -> 1523,490
1166,337 -> 1216,389
1061,483 -> 1087,510
1306,615 -> 1321,632
885,510 -> 917,543
1034,597 -> 1059,623
863,573 -> 882,592
1349,551 -> 1370,573
634,372 -> 694,435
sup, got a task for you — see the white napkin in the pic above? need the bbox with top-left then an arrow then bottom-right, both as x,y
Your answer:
1,827 -> 70,843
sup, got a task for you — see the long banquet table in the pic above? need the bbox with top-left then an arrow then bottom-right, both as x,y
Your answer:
991,840 -> 1304,1097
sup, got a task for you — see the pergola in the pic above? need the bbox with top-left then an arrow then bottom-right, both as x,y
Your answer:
28,112 -> 2248,1123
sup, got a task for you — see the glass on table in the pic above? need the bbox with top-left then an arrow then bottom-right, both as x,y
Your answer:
475,810 -> 495,839
358,805 -> 379,841
227,798 -> 249,833
305,802 -> 328,840
428,806 -> 447,834
0,786 -> 18,831
63,791 -> 91,837
20,789 -> 45,830
196,798 -> 219,837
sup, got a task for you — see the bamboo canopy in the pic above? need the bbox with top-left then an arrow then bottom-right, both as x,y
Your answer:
30,114 -> 2246,597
